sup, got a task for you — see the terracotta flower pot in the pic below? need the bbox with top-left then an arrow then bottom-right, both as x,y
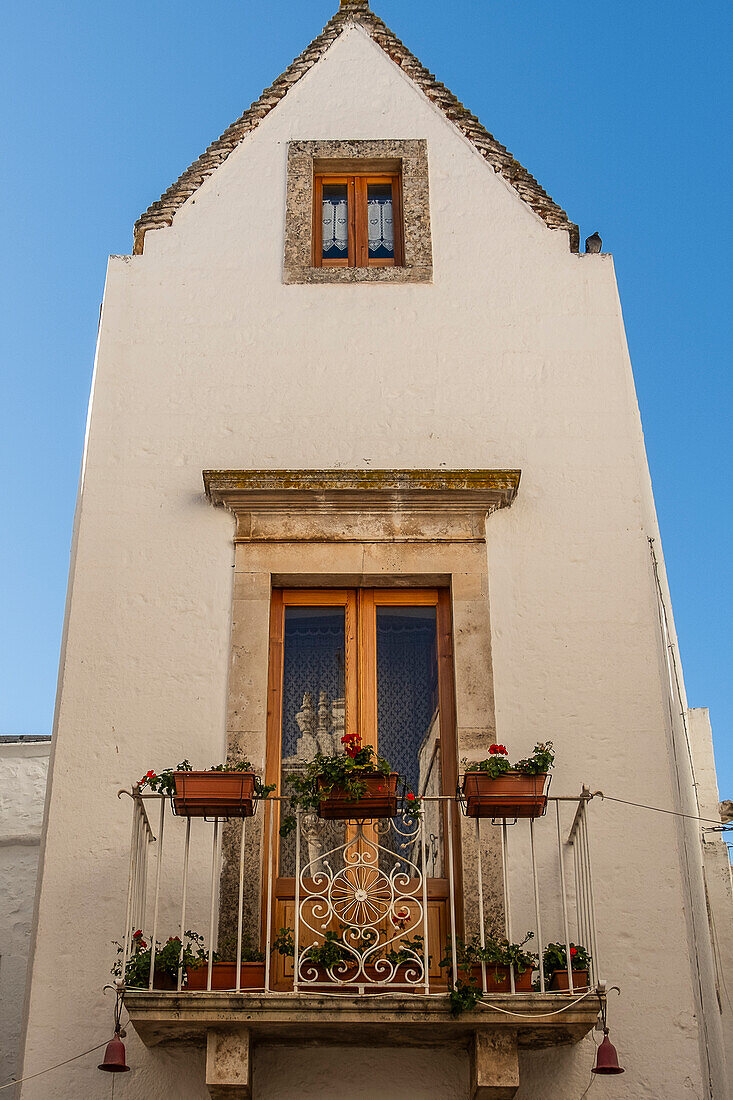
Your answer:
462,771 -> 548,819
453,964 -> 534,992
172,771 -> 256,818
151,971 -> 177,990
472,964 -> 534,992
317,772 -> 399,820
125,969 -> 180,990
549,968 -> 590,991
186,962 -> 265,991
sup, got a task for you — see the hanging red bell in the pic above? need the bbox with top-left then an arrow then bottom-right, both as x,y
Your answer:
592,1029 -> 624,1074
98,1030 -> 130,1073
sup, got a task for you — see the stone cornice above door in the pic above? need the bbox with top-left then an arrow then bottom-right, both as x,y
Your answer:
202,469 -> 520,543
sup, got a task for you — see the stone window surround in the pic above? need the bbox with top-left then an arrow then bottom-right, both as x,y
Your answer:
283,139 -> 433,284
203,469 -> 520,944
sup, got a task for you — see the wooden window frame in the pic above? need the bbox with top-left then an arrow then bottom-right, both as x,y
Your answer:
262,587 -> 462,970
265,589 -> 457,821
313,171 -> 404,269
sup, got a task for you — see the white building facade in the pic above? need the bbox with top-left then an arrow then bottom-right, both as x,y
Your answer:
17,2 -> 733,1097
0,738 -> 50,1090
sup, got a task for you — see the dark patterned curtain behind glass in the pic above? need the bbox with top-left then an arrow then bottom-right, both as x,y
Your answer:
280,607 -> 346,875
376,608 -> 439,795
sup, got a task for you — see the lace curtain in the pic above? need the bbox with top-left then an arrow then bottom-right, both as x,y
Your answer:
322,193 -> 394,257
367,195 -> 394,255
322,197 -> 348,256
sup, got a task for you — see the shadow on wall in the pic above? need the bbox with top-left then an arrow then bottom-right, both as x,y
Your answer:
252,1044 -> 470,1099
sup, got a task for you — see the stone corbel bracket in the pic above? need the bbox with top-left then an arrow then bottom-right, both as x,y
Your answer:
202,469 -> 521,543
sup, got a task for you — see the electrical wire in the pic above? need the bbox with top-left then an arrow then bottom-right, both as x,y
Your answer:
649,538 -> 701,815
648,536 -> 715,1099
0,1042 -> 109,1092
0,1000 -> 131,1094
475,988 -> 596,1018
578,1070 -> 596,1098
595,793 -> 724,827
297,985 -> 596,1019
577,1027 -> 602,1098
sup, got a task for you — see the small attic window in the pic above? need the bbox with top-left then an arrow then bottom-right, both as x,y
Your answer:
314,169 -> 403,268
284,140 -> 432,285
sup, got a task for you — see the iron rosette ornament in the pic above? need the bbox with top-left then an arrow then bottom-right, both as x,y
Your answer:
297,811 -> 427,987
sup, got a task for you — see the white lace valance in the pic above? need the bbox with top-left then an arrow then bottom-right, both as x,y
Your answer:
367,196 -> 394,254
322,198 -> 348,254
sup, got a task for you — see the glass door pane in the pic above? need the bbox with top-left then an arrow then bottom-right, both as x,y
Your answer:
375,604 -> 443,876
279,605 -> 346,876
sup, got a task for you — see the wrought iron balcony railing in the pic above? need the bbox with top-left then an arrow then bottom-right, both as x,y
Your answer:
118,787 -> 601,1001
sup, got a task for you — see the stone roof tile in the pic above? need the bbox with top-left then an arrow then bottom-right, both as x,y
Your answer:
133,0 -> 578,254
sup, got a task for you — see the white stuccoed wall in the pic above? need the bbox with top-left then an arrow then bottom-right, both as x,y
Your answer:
0,740 -> 50,1091
19,23 -> 729,1099
689,708 -> 733,1075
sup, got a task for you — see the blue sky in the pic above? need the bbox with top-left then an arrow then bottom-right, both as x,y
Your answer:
2,0 -> 731,792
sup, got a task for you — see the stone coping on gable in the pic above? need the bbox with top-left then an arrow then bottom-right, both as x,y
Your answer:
133,2 -> 578,255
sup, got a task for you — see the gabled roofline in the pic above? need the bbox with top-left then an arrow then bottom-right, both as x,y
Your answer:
133,0 -> 579,255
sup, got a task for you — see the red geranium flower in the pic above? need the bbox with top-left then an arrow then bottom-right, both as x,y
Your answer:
406,792 -> 415,802
570,947 -> 577,956
133,930 -> 143,938
341,731 -> 362,758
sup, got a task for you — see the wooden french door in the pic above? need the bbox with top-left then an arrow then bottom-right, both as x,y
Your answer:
264,588 -> 459,988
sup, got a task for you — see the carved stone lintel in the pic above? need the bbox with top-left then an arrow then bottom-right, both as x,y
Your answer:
203,469 -> 521,544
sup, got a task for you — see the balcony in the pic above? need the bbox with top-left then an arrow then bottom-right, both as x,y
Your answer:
118,788 -> 604,1098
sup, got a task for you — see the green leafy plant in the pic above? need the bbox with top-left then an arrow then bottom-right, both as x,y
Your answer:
138,758 -> 275,799
514,742 -> 555,776
464,742 -> 555,778
279,731 -> 419,836
186,932 -> 265,970
139,759 -> 192,796
111,928 -> 206,987
271,927 -> 295,959
542,941 -> 591,973
305,930 -> 354,970
448,978 -> 482,1017
441,931 -> 536,978
441,932 -> 537,1014
271,926 -> 356,969
274,924 -> 431,974
385,933 -> 427,967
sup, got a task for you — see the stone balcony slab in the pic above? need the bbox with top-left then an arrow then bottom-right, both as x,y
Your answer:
124,989 -> 598,1050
